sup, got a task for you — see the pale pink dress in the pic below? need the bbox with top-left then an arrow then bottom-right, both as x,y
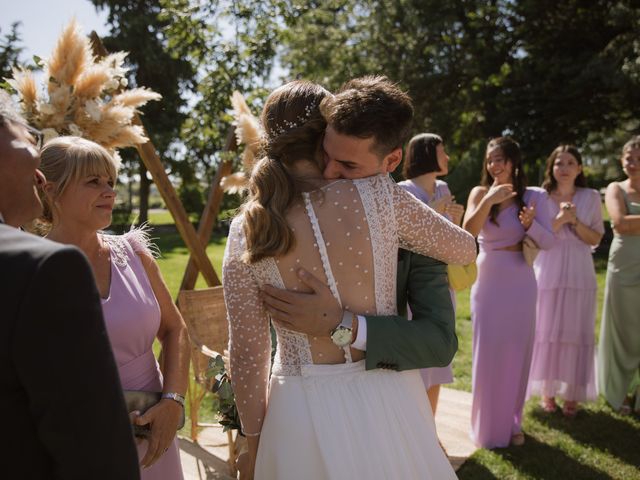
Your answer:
398,178 -> 455,388
101,231 -> 184,480
528,188 -> 603,402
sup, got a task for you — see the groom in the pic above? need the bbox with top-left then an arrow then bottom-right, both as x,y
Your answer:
0,91 -> 139,479
261,76 -> 457,372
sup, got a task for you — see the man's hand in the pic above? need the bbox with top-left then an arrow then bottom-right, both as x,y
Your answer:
260,268 -> 342,337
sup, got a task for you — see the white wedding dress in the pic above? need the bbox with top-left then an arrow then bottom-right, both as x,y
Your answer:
223,174 -> 475,479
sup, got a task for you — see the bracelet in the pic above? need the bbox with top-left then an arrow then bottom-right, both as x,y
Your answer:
161,392 -> 185,407
243,431 -> 261,437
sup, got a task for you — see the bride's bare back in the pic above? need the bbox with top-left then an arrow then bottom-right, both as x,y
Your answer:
223,174 -> 475,434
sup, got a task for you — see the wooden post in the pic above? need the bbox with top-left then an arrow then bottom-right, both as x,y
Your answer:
89,31 -> 219,287
180,128 -> 237,290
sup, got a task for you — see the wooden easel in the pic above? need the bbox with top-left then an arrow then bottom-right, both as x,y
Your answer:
90,31 -> 222,288
90,32 -> 243,475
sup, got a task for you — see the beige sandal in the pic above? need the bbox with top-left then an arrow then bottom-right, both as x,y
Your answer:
511,432 -> 525,446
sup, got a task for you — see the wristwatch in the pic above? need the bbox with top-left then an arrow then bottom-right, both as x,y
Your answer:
330,310 -> 355,348
161,392 -> 185,407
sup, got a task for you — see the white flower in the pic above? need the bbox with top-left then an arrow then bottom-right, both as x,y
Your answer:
105,79 -> 120,91
42,128 -> 59,143
85,100 -> 102,121
68,123 -> 83,136
120,77 -> 128,87
39,103 -> 56,115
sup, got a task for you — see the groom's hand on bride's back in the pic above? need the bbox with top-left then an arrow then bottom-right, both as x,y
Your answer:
260,268 -> 342,337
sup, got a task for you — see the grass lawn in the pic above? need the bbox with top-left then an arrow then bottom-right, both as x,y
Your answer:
152,223 -> 639,479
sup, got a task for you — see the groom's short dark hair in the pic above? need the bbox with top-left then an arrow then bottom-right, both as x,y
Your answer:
321,76 -> 413,157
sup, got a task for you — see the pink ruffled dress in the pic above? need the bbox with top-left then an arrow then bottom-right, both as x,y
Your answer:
528,188 -> 603,402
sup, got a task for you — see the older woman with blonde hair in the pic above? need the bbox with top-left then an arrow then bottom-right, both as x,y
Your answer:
38,136 -> 189,479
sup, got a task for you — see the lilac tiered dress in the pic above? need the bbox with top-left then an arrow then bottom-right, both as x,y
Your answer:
398,179 -> 455,389
528,188 -> 603,402
470,188 -> 554,448
101,231 -> 184,480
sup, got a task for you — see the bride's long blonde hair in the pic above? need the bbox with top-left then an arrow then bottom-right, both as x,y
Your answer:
241,81 -> 330,263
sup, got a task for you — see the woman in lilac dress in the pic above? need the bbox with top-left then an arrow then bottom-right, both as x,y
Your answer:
398,133 -> 464,416
528,145 -> 603,417
38,137 -> 189,479
463,137 -> 554,448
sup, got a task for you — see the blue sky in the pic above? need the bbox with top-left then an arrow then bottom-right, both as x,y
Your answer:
0,0 -> 109,63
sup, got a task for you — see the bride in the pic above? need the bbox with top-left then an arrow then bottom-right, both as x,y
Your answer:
223,80 -> 475,479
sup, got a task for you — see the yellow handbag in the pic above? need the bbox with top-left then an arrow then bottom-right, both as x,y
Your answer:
447,262 -> 478,291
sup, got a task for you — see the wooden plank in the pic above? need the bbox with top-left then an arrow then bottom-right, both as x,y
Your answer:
89,31 -> 219,287
180,127 -> 237,290
132,118 -> 219,286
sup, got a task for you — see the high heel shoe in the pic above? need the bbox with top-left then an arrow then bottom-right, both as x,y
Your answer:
511,432 -> 525,446
540,396 -> 557,413
562,401 -> 578,418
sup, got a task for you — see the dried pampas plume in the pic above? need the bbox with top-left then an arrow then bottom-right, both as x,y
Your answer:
5,17 -> 161,155
220,172 -> 249,195
222,91 -> 264,193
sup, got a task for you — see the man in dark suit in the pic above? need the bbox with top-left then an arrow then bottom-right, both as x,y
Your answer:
0,91 -> 140,479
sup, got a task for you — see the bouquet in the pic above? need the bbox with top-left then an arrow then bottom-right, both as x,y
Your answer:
5,18 -> 160,157
206,353 -> 242,433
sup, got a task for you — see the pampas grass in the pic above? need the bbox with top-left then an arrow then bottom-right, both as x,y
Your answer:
223,91 -> 264,193
5,18 -> 161,153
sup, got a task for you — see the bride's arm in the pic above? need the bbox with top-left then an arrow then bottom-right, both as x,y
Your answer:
223,218 -> 272,469
391,182 -> 477,265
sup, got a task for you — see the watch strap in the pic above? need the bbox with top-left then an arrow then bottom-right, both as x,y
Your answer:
161,392 -> 185,407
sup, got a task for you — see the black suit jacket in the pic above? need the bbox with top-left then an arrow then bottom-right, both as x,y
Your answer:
0,224 -> 140,479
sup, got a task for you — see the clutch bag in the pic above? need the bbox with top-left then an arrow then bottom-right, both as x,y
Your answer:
447,262 -> 478,291
123,390 -> 185,438
522,235 -> 540,267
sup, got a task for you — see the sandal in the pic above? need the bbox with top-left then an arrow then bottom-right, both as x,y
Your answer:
511,432 -> 525,446
540,396 -> 557,413
617,397 -> 633,416
562,401 -> 578,418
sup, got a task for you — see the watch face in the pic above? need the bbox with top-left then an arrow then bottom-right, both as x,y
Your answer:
331,326 -> 353,347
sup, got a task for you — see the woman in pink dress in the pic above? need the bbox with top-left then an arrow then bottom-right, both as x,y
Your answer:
528,145 -> 603,417
38,137 -> 189,479
463,137 -> 554,448
398,133 -> 464,416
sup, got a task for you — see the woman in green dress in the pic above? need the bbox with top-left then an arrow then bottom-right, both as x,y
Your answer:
598,135 -> 640,414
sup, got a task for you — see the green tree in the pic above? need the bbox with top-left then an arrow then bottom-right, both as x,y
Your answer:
0,23 -> 24,81
90,0 -> 196,223
269,0 -> 640,199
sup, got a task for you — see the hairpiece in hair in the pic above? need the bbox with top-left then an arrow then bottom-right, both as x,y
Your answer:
271,102 -> 317,137
222,91 -> 263,194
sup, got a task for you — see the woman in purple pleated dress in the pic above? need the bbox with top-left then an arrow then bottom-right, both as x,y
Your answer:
528,145 -> 603,417
398,133 -> 464,416
38,137 -> 189,479
463,137 -> 554,448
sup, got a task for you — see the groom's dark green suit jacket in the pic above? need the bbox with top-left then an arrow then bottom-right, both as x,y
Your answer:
364,250 -> 457,371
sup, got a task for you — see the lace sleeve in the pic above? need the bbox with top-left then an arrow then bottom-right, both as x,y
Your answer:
222,217 -> 272,436
391,181 -> 477,265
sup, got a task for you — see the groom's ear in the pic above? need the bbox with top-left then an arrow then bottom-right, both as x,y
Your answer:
383,148 -> 403,173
